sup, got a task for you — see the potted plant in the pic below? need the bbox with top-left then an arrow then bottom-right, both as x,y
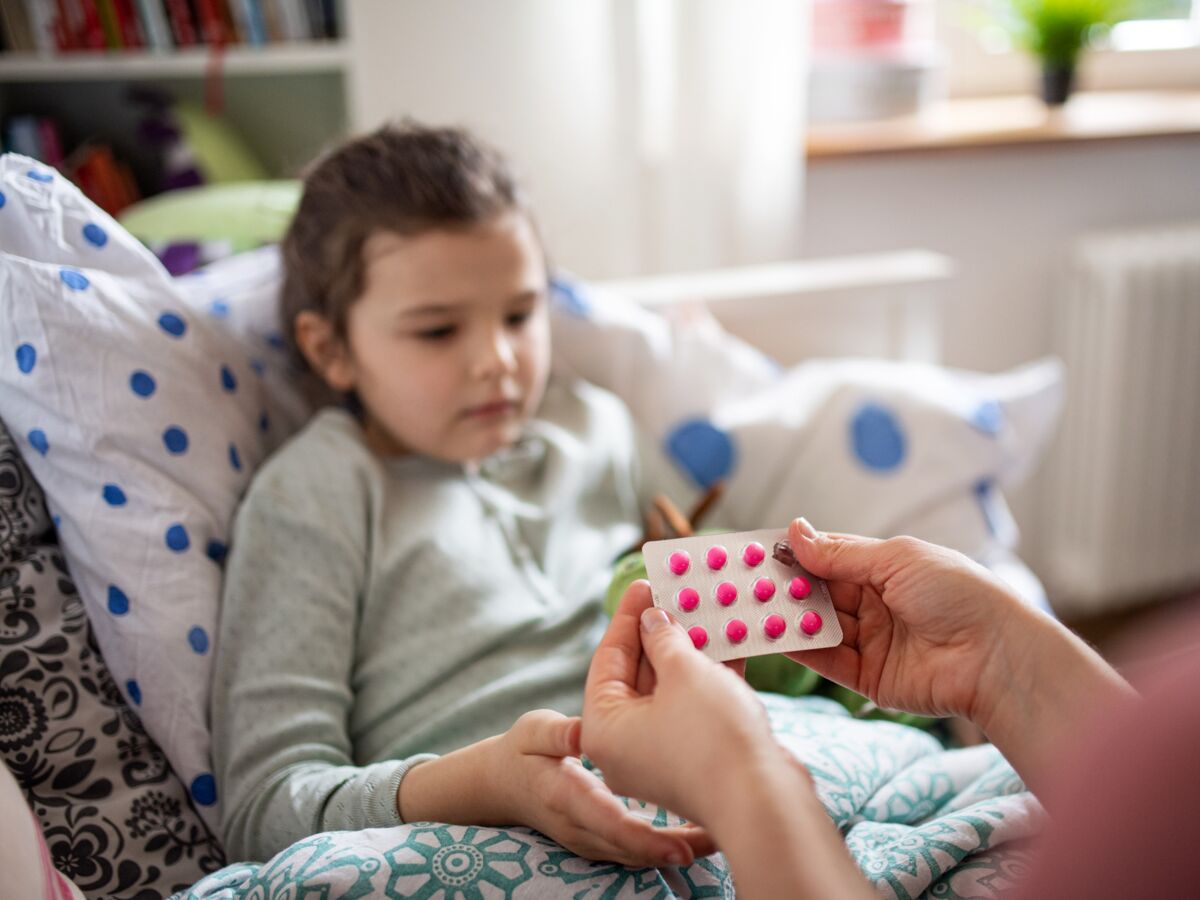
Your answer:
1001,0 -> 1131,104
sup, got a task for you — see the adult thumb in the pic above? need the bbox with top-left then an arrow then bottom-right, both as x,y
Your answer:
639,607 -> 701,674
788,518 -> 885,586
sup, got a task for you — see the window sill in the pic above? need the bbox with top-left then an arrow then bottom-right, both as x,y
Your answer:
805,90 -> 1200,159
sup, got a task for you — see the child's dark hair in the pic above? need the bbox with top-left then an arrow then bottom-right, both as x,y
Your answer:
280,120 -> 529,375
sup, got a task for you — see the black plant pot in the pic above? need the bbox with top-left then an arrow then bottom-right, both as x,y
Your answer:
1041,64 -> 1076,106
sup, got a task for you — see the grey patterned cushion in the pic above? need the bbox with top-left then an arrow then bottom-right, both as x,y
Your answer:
0,418 -> 224,898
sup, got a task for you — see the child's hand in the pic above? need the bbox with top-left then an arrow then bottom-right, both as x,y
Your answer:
488,709 -> 714,868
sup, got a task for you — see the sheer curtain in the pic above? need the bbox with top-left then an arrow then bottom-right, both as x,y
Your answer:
350,0 -> 809,277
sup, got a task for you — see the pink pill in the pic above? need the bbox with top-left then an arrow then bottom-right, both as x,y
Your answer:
724,619 -> 748,644
705,545 -> 728,570
753,577 -> 776,602
800,610 -> 823,635
763,614 -> 787,640
668,551 -> 691,575
715,581 -> 738,606
789,576 -> 812,600
688,625 -> 709,649
677,587 -> 700,612
742,542 -> 766,567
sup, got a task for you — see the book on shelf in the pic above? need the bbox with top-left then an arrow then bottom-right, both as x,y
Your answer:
0,0 -> 340,54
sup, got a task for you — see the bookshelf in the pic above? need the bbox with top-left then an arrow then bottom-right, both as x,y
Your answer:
0,1 -> 356,206
0,42 -> 349,80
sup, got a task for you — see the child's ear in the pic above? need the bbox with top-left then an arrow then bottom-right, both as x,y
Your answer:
294,311 -> 355,393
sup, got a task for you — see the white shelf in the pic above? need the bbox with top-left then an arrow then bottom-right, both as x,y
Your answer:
0,43 -> 349,81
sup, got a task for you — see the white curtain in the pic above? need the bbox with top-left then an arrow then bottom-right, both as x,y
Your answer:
350,0 -> 810,277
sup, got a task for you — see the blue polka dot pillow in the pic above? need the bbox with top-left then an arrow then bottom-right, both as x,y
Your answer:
550,278 -> 1064,578
0,153 -> 296,832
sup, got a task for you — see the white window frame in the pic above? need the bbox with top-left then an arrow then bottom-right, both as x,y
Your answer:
936,0 -> 1200,97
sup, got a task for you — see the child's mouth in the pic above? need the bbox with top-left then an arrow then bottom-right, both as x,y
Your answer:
465,399 -> 519,419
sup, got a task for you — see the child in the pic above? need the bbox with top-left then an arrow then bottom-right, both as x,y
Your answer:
210,122 -> 709,868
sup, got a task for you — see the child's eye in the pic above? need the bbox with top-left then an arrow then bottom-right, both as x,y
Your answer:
506,310 -> 532,328
416,325 -> 457,340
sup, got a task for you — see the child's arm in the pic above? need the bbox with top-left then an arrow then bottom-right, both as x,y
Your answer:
213,452 -> 706,866
397,711 -> 711,868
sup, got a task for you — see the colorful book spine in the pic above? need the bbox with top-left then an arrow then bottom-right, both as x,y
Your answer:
133,0 -> 172,49
163,0 -> 196,45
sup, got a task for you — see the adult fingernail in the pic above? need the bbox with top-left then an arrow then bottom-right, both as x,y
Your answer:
665,851 -> 684,866
795,517 -> 818,539
641,608 -> 670,632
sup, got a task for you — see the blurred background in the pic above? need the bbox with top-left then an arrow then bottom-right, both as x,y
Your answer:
2,0 -> 1197,661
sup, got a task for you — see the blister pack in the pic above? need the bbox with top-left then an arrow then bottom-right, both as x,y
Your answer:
641,528 -> 842,662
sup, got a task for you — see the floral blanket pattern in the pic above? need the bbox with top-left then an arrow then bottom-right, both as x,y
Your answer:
176,696 -> 1042,899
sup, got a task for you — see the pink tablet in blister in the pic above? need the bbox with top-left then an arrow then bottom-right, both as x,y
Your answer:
677,587 -> 700,612
668,551 -> 691,575
725,619 -> 748,644
763,614 -> 787,640
753,577 -> 776,602
789,576 -> 811,600
643,527 -> 842,663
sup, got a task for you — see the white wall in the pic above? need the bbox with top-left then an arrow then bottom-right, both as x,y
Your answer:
800,135 -> 1200,575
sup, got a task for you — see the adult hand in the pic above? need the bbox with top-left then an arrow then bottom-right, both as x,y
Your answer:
582,580 -> 877,899
787,518 -> 1134,792
786,518 -> 1031,726
582,580 -> 804,829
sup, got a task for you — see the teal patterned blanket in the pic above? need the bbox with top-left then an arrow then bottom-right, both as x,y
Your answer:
175,696 -> 1043,899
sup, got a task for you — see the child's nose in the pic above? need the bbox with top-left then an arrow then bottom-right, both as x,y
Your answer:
471,326 -> 518,379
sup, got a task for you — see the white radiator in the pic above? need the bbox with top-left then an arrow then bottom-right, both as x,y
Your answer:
1041,224 -> 1200,614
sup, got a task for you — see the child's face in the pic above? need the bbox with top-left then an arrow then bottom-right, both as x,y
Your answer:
330,212 -> 551,462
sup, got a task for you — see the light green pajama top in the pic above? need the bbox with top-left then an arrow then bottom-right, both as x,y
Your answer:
211,378 -> 644,862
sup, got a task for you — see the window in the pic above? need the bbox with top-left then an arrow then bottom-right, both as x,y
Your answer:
937,0 -> 1200,96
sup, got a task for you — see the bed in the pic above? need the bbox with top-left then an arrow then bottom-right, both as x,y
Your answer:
0,153 -> 1057,898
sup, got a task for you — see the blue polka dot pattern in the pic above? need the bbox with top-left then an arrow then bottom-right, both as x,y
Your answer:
16,343 -> 37,374
163,426 -> 189,454
850,403 -> 907,473
550,277 -> 591,318
249,358 -> 265,377
228,443 -> 242,472
126,680 -> 142,705
60,269 -> 89,291
209,299 -> 230,318
970,400 -> 1004,436
130,370 -> 156,397
188,626 -> 209,654
102,483 -> 127,506
51,515 -> 61,529
265,331 -> 285,350
259,412 -> 269,433
190,773 -> 217,806
82,223 -> 108,247
206,540 -> 227,564
165,523 -> 190,552
107,585 -> 130,615
664,418 -> 737,489
220,365 -> 237,392
0,189 -> 6,208
975,479 -> 999,536
28,429 -> 49,456
158,312 -> 187,337
26,169 -> 53,182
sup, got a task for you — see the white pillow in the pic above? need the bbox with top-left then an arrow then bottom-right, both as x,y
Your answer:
550,279 -> 1064,567
0,154 -> 295,832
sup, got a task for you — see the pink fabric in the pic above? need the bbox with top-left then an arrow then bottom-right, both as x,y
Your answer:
1016,603 -> 1200,899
